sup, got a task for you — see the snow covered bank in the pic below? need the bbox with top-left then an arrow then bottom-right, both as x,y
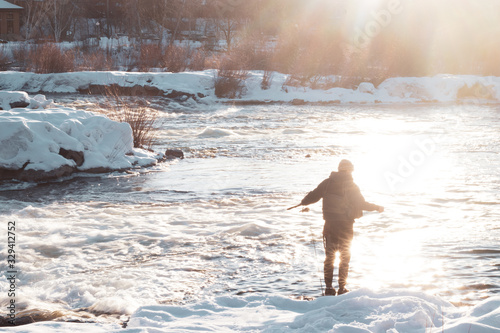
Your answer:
0,92 -> 158,181
6,291 -> 500,332
244,73 -> 500,104
1,71 -> 500,104
124,291 -> 500,332
0,71 -> 215,103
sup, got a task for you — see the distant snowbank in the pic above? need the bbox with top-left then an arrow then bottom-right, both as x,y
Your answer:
0,92 -> 158,181
0,70 -> 215,102
1,70 -> 500,104
7,291 -> 500,332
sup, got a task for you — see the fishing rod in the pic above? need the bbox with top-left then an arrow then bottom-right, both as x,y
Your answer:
287,204 -> 310,212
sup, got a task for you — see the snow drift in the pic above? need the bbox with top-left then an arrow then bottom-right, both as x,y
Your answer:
5,290 -> 500,332
0,92 -> 157,181
124,290 -> 500,333
1,71 -> 500,104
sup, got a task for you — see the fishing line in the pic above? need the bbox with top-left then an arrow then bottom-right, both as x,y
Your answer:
289,205 -> 323,296
310,227 -> 324,296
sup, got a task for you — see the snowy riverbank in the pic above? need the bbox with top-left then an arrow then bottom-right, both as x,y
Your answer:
1,71 -> 500,104
0,91 -> 158,181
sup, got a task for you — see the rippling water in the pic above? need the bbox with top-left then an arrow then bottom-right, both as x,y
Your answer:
0,101 -> 499,324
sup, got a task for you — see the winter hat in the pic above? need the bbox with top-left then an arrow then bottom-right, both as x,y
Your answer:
338,159 -> 354,172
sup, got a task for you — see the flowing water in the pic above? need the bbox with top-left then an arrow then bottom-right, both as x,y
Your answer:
1,101 -> 499,325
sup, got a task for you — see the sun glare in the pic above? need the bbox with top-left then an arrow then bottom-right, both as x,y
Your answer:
342,115 -> 454,196
353,228 -> 439,291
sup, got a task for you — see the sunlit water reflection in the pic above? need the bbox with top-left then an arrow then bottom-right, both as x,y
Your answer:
0,102 -> 498,322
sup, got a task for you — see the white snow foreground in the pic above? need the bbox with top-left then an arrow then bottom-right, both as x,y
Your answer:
125,291 -> 500,332
1,71 -> 500,104
7,290 -> 500,332
0,92 -> 157,181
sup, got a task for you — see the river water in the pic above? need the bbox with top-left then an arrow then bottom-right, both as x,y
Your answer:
0,101 -> 499,325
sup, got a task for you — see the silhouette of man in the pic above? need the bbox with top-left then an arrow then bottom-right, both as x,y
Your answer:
299,159 -> 384,296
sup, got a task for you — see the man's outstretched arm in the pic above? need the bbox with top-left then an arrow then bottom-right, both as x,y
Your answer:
351,184 -> 384,213
363,201 -> 384,213
300,179 -> 329,206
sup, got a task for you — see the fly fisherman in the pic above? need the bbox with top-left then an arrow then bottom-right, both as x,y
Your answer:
295,159 -> 384,296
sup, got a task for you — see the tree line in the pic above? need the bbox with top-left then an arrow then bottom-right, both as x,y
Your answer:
10,0 -> 500,77
13,0 -> 291,43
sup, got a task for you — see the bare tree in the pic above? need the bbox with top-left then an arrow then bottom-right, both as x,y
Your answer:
121,0 -> 146,43
206,0 -> 245,51
46,0 -> 76,42
141,0 -> 174,46
169,0 -> 187,45
15,0 -> 51,40
219,17 -> 237,51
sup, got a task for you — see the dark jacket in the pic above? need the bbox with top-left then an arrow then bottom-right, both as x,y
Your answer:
300,171 -> 379,222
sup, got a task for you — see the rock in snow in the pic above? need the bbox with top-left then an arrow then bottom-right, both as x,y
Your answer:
0,92 -> 158,181
0,91 -> 54,110
164,149 -> 184,160
357,82 -> 376,94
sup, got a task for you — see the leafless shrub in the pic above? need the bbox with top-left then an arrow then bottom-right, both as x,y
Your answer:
27,43 -> 74,73
281,72 -> 341,90
308,75 -> 340,90
11,44 -> 30,70
139,44 -> 163,71
214,68 -> 248,98
213,52 -> 251,98
163,45 -> 188,72
188,49 -> 207,71
0,47 -> 10,71
271,37 -> 300,74
101,86 -> 160,149
77,48 -> 114,71
225,47 -> 251,70
230,39 -> 271,70
204,52 -> 221,69
282,73 -> 307,89
261,70 -> 273,90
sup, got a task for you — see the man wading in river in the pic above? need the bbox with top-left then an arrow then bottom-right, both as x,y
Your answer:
296,159 -> 384,296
